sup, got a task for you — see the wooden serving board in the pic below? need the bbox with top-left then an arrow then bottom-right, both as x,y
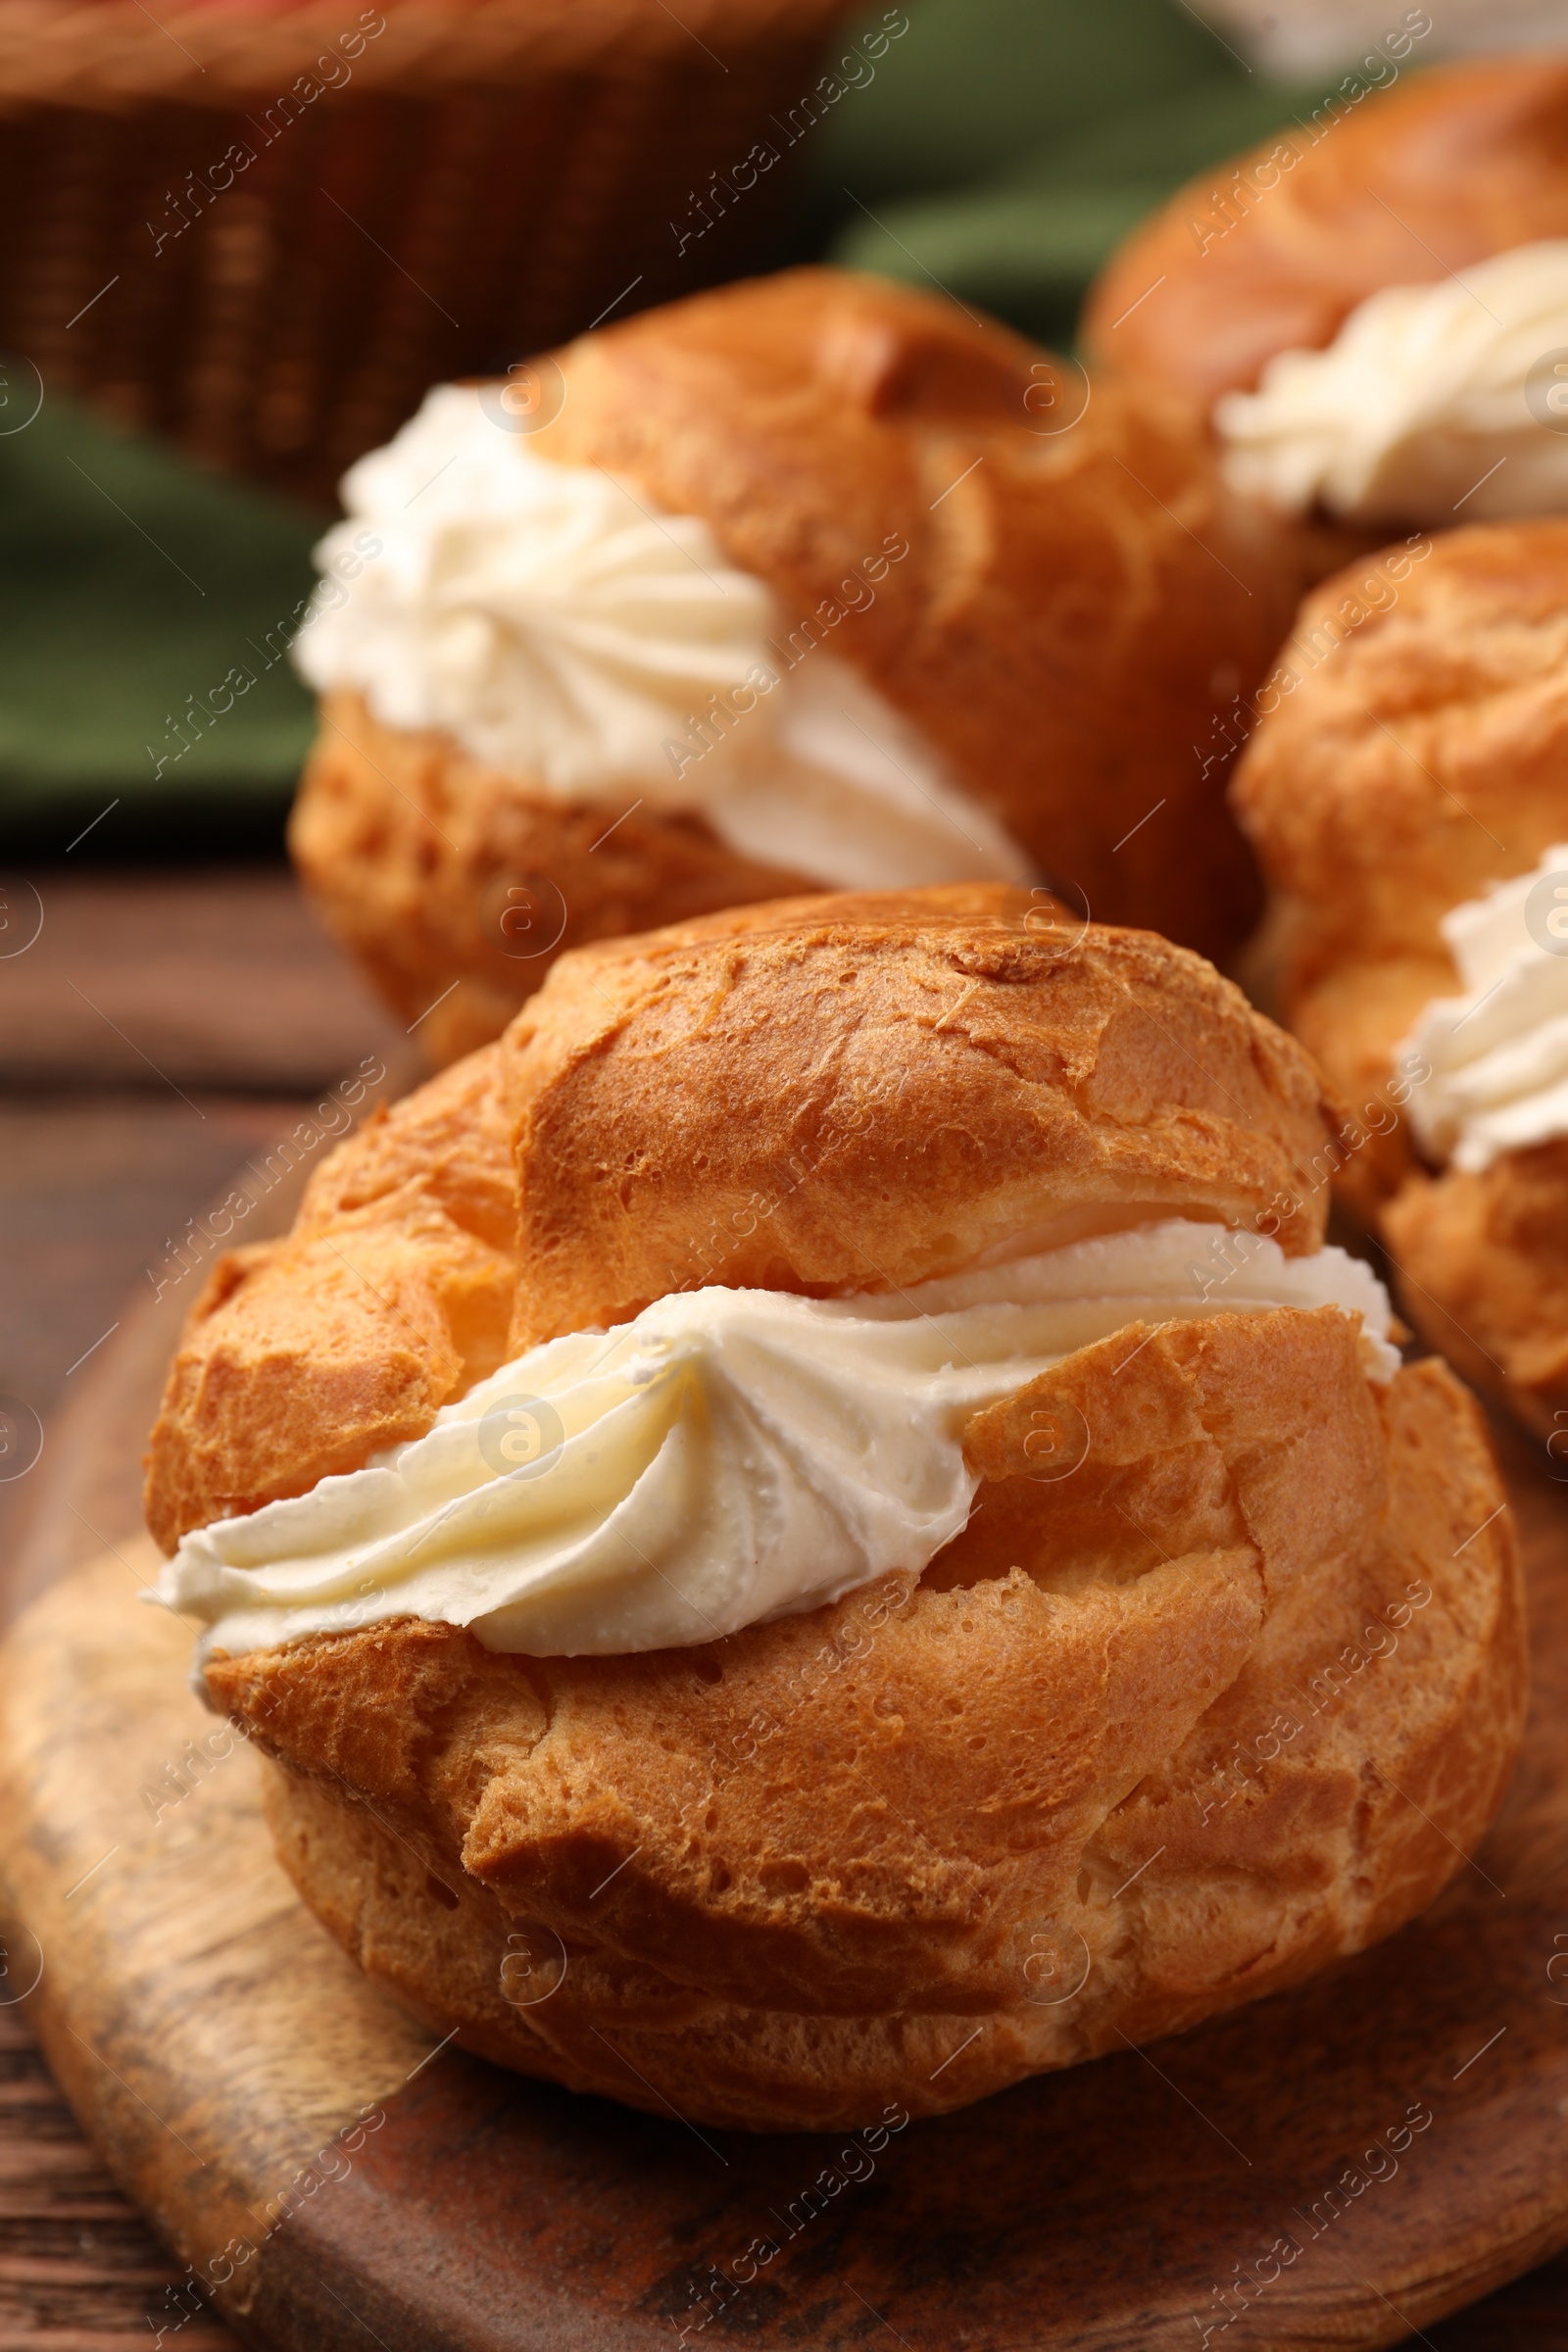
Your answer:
5,1289 -> 1568,2352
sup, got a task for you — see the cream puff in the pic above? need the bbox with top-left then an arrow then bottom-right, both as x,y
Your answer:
147,887 -> 1523,2132
1232,519 -> 1568,1436
287,269 -> 1298,1064
1084,58 -> 1568,539
1086,55 -> 1568,402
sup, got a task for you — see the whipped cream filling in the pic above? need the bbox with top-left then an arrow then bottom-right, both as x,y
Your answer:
293,383 -> 1031,891
1215,241 -> 1568,525
154,1220 -> 1396,1668
1399,845 -> 1568,1172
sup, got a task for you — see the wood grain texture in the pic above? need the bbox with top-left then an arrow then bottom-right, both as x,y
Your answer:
0,867 -> 406,1094
0,857 -> 417,2347
0,2004 -> 238,2352
3,1325 -> 1568,2348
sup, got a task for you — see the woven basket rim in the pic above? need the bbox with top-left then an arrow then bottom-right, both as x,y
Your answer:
0,0 -> 870,105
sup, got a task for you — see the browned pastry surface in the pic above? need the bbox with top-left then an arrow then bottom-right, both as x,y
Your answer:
213,1333 -> 1521,2131
1083,55 -> 1568,404
1234,523 -> 1568,975
150,887 -> 1524,2129
291,270 -> 1302,1062
143,1047 -> 520,1548
1232,521 -> 1568,1185
1228,521 -> 1568,1429
1283,950 -> 1451,1210
1385,1143 -> 1568,1440
290,694 -> 820,1068
147,887 -> 1335,1548
499,886 -> 1332,1348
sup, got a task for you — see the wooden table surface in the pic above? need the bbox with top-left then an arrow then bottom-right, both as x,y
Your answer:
0,863 -> 406,2351
2,863 -> 1568,2350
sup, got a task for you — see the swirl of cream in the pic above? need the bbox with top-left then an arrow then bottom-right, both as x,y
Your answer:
154,1220 -> 1396,1669
295,384 -> 774,799
1215,241 -> 1568,525
1399,845 -> 1568,1172
293,384 -> 1031,890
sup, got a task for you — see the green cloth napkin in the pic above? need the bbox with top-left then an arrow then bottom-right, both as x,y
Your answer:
817,0 -> 1338,348
0,392 -> 322,854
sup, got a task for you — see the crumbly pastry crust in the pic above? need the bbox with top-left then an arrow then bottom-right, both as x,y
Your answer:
290,270 -> 1299,1062
1231,520 -> 1568,1432
147,889 -> 1524,2129
1083,55 -> 1568,404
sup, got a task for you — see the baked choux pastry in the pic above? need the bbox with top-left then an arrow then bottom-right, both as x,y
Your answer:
148,888 -> 1523,2131
1086,53 -> 1568,404
287,270 -> 1298,1064
1085,57 -> 1568,536
1232,520 -> 1568,1437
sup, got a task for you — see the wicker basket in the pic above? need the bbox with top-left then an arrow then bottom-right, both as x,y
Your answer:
0,0 -> 855,500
